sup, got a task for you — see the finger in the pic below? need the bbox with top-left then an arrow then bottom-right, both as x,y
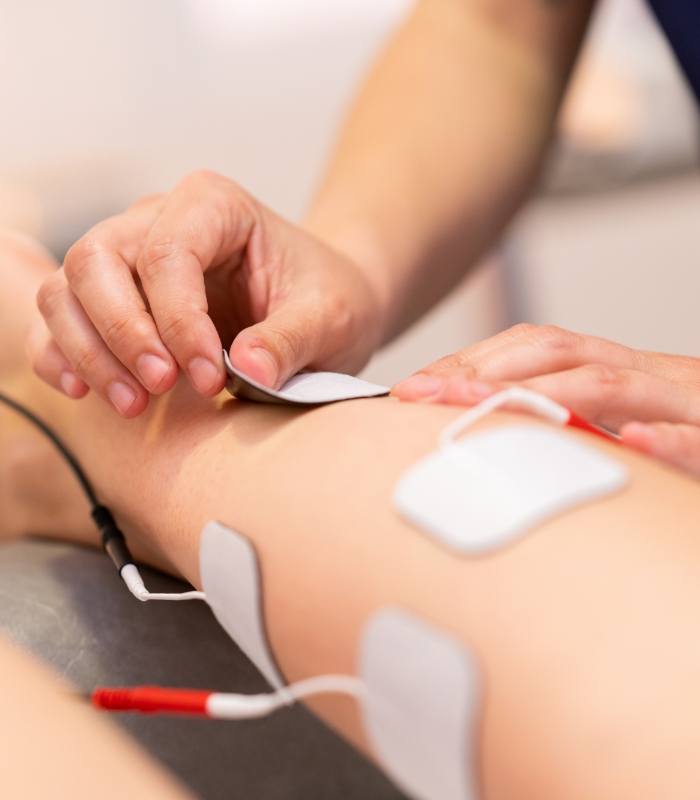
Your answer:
401,324 -> 647,395
230,298 -> 337,388
26,316 -> 89,399
136,171 -> 255,396
392,373 -> 496,404
621,422 -> 700,478
522,364 -> 700,431
64,208 -> 178,395
37,270 -> 148,417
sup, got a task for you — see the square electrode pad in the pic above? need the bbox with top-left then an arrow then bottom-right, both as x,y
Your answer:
223,350 -> 389,406
395,424 -> 628,554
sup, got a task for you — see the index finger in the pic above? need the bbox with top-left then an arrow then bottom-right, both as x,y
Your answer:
420,324 -> 643,383
64,202 -> 179,396
135,171 -> 256,396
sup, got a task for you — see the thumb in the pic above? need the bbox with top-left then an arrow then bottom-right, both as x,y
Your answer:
229,302 -> 328,389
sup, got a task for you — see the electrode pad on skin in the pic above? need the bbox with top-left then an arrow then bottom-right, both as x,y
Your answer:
360,608 -> 480,800
223,350 -> 389,406
200,521 -> 284,688
395,424 -> 628,554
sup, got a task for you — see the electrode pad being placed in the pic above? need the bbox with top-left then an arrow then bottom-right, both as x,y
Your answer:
395,425 -> 627,555
200,521 -> 284,689
223,350 -> 389,406
360,608 -> 480,800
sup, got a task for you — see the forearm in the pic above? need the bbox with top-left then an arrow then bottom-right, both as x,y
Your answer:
306,0 -> 594,340
24,376 -> 700,799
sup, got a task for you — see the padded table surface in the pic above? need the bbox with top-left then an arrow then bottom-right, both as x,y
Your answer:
0,539 -> 403,800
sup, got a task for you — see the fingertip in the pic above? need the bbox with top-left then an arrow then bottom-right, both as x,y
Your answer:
392,374 -> 444,401
620,421 -> 655,450
229,340 -> 278,388
135,352 -> 178,396
187,356 -> 226,397
59,371 -> 90,399
27,325 -> 89,399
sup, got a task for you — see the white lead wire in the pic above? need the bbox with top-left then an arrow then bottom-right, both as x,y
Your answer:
206,675 -> 367,720
438,387 -> 569,450
120,564 -> 207,602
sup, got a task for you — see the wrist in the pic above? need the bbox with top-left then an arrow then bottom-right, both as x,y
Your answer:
303,215 -> 402,348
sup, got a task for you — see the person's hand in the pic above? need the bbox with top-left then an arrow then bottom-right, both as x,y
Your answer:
28,171 -> 383,417
392,323 -> 700,477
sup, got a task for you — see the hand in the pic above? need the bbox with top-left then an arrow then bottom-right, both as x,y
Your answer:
393,323 -> 700,477
28,171 -> 383,417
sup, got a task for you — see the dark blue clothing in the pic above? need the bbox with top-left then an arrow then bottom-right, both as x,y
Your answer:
648,0 -> 700,103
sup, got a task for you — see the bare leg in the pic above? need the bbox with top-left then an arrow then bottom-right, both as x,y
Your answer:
4,233 -> 700,799
0,634 -> 191,799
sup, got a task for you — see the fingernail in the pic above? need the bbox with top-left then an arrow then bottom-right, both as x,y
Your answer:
623,422 -> 656,444
107,381 -> 137,415
245,347 -> 278,387
136,353 -> 171,392
59,371 -> 84,398
465,380 -> 495,400
188,357 -> 222,395
393,374 -> 444,400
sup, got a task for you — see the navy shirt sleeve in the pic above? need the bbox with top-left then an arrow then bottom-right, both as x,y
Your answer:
647,0 -> 700,104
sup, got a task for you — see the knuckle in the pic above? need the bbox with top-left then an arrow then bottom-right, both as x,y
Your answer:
507,323 -> 575,352
320,293 -> 354,340
507,322 -> 537,340
72,344 -> 102,379
103,313 -> 152,353
267,325 -> 304,363
138,238 -> 180,281
36,273 -> 66,317
585,363 -> 624,395
534,324 -> 574,351
158,312 -> 194,348
63,236 -> 105,284
181,169 -> 222,191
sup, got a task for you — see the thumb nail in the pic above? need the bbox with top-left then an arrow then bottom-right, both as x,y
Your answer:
244,346 -> 278,387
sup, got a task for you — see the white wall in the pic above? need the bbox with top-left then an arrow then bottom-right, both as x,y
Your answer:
1,0 -> 696,381
0,0 -> 501,382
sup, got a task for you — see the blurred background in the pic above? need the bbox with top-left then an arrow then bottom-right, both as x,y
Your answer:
1,0 -> 698,384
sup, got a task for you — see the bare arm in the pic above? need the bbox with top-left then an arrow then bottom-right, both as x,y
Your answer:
13,234 -> 700,799
31,1 -> 597,410
17,374 -> 700,800
306,0 -> 595,340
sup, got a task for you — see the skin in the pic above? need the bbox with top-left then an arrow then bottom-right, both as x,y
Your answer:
6,233 -> 700,799
392,323 -> 700,477
29,0 -> 595,406
0,636 -> 191,800
30,0 -> 699,470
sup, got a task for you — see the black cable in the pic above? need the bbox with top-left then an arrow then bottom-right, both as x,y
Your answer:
0,389 -> 98,506
0,389 -> 133,572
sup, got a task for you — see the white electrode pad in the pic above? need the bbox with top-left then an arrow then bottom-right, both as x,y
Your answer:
223,350 -> 389,406
395,425 -> 627,554
200,521 -> 284,688
360,608 -> 479,800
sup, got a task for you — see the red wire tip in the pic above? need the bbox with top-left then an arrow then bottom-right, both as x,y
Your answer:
92,686 -> 211,716
567,410 -> 619,443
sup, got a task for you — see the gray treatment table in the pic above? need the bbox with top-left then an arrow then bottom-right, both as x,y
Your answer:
0,539 -> 403,800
